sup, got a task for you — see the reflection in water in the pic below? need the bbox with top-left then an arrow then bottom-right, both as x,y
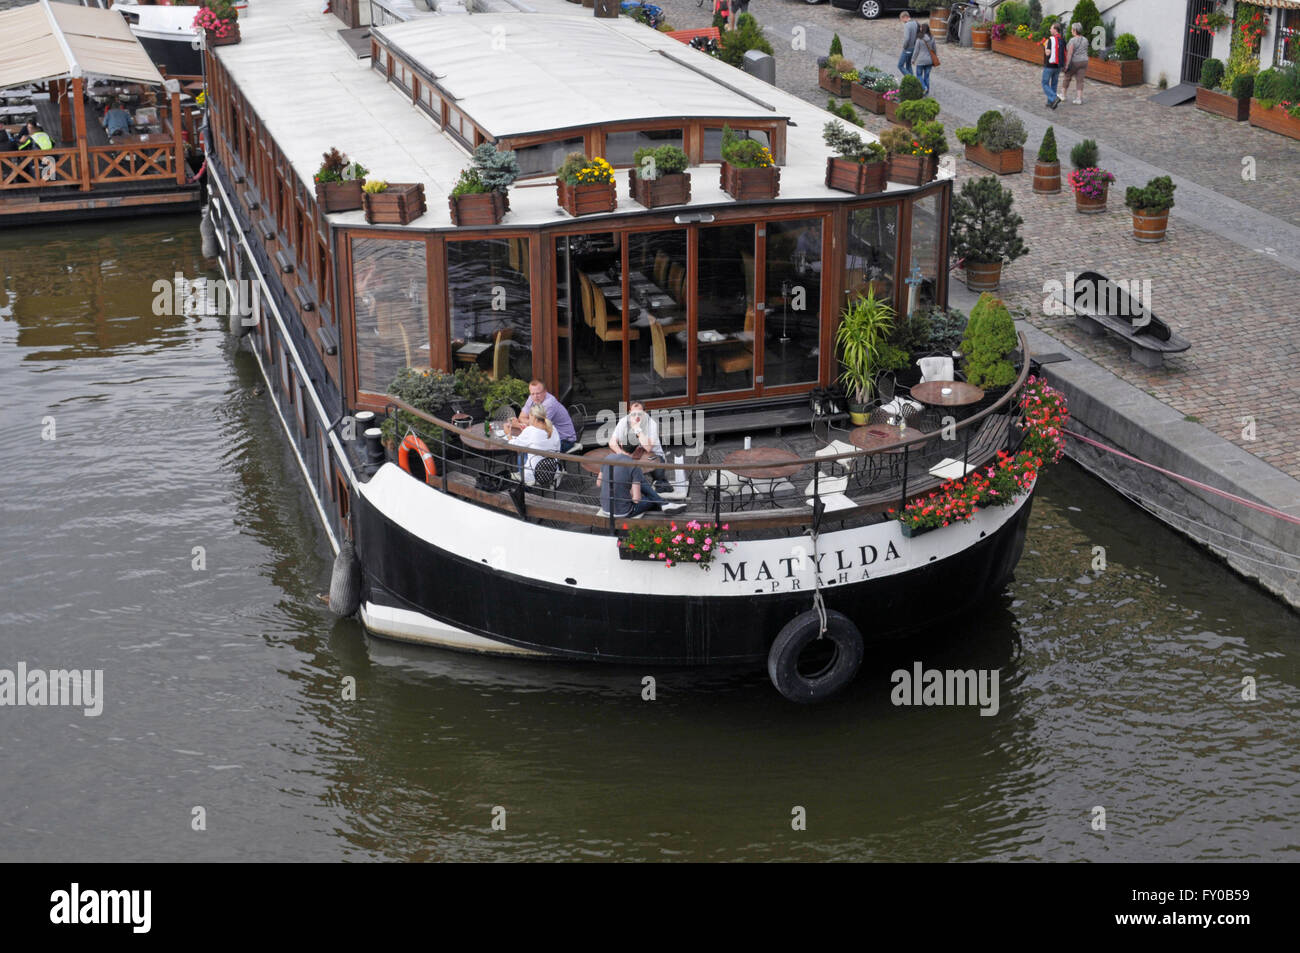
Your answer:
1,218 -> 1297,862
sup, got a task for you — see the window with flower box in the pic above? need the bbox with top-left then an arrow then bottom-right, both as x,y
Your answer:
1278,10 -> 1299,67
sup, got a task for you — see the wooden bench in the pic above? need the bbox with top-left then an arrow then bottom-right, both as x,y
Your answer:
665,27 -> 722,47
1069,271 -> 1190,368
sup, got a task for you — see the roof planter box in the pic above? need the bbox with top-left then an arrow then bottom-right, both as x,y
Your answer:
315,179 -> 364,213
363,183 -> 427,225
825,157 -> 887,195
887,154 -> 937,187
448,190 -> 508,226
720,162 -> 780,201
628,170 -> 692,209
557,179 -> 617,216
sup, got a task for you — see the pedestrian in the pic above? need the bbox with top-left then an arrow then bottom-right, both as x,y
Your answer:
713,0 -> 730,31
898,11 -> 918,77
1061,22 -> 1089,105
728,0 -> 750,31
1041,22 -> 1065,109
912,23 -> 937,94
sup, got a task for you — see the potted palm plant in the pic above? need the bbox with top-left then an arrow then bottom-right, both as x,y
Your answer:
1067,139 -> 1114,214
313,148 -> 367,213
836,289 -> 896,425
629,144 -> 692,208
448,144 -> 520,225
556,152 -> 617,216
1124,175 -> 1176,243
954,109 -> 1027,175
823,121 -> 887,195
950,176 -> 1028,292
719,126 -> 779,200
1032,126 -> 1061,194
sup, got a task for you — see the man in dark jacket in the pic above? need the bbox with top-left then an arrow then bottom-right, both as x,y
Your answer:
898,12 -> 918,77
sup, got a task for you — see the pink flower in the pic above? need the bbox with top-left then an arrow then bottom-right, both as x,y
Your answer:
693,553 -> 701,560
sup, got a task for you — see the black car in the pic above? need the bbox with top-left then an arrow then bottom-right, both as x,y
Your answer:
828,0 -> 913,19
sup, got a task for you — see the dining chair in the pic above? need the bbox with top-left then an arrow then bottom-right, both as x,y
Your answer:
917,355 -> 955,383
592,284 -> 638,365
654,251 -> 670,289
651,320 -> 692,382
489,328 -> 513,381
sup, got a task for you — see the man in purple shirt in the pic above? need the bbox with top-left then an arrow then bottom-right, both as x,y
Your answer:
516,379 -> 577,451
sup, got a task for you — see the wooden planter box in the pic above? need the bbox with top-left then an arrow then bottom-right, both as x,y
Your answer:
964,143 -> 1023,175
314,179 -> 364,213
720,162 -> 780,200
1088,57 -> 1144,87
1195,86 -> 1250,121
1032,160 -> 1061,194
819,69 -> 852,97
886,154 -> 937,187
206,23 -> 241,47
1249,99 -> 1300,141
557,178 -> 617,216
363,183 -> 427,225
991,34 -> 1043,65
1131,208 -> 1170,243
825,157 -> 887,195
628,170 -> 692,209
1073,182 -> 1110,214
850,84 -> 887,114
971,27 -> 991,51
448,190 -> 507,226
884,99 -> 912,127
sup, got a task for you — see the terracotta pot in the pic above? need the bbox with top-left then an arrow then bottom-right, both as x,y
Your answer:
720,161 -> 780,200
628,170 -> 692,208
818,69 -> 852,97
1131,208 -> 1170,243
964,143 -> 1023,175
448,190 -> 507,226
825,157 -> 887,195
1088,57 -> 1144,87
363,183 -> 427,225
1195,86 -> 1250,121
964,260 -> 1003,292
1248,99 -> 1300,141
557,178 -> 617,216
1032,160 -> 1061,194
1074,182 -> 1109,214
971,27 -> 991,51
850,84 -> 887,114
314,178 -> 364,213
885,154 -> 937,187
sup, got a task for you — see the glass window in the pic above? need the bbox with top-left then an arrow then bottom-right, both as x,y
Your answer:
702,128 -> 769,162
904,193 -> 942,317
628,229 -> 688,402
604,128 -> 684,166
558,232 -> 621,410
764,217 -> 823,388
1278,10 -> 1299,66
446,238 -> 533,383
844,204 -> 898,308
351,237 -> 429,395
515,136 -> 585,178
697,224 -> 755,395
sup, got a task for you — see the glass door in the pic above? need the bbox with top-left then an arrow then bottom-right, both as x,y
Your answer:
696,223 -> 756,398
762,217 -> 823,389
627,228 -> 689,404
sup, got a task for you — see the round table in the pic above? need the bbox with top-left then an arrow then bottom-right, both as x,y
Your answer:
910,380 -> 985,408
581,447 -> 619,475
849,425 -> 908,485
724,448 -> 804,506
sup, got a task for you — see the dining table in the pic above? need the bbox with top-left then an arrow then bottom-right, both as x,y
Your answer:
723,447 -> 804,506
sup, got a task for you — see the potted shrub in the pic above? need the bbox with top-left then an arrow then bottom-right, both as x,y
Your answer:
556,152 -> 617,216
448,143 -> 520,226
193,0 -> 240,46
1194,58 -> 1252,122
959,292 -> 1018,403
1067,139 -> 1114,214
719,126 -> 779,200
880,121 -> 947,187
1125,175 -> 1176,243
1090,33 -> 1143,87
821,55 -> 858,98
363,179 -> 427,226
950,176 -> 1028,292
823,121 -> 888,195
313,148 -> 368,213
1032,126 -> 1060,194
836,289 -> 896,425
826,98 -> 863,127
629,144 -> 692,208
955,109 -> 1026,175
894,96 -> 941,131
885,74 -> 925,125
1249,65 -> 1300,141
851,68 -> 897,114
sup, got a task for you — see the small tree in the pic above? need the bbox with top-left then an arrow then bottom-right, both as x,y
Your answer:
898,74 -> 926,102
1069,138 -> 1099,169
1072,0 -> 1103,47
829,32 -> 843,58
471,143 -> 519,193
960,293 -> 1019,389
950,176 -> 1028,266
718,13 -> 774,68
823,120 -> 886,163
1036,126 -> 1058,163
1124,175 -> 1176,213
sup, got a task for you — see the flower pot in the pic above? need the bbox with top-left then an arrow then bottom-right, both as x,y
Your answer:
850,84 -> 887,114
900,522 -> 936,539
628,170 -> 692,209
825,157 -> 887,195
617,544 -> 659,562
848,404 -> 869,426
205,22 -> 241,47
964,143 -> 1023,175
363,183 -> 427,225
1032,160 -> 1061,194
991,34 -> 1045,65
314,178 -> 364,213
1131,208 -> 1169,243
818,69 -> 852,97
886,154 -> 937,187
720,161 -> 780,201
557,178 -> 617,216
1248,99 -> 1300,141
448,190 -> 507,226
971,27 -> 991,51
1074,182 -> 1109,214
964,260 -> 1003,292
1088,57 -> 1144,87
1195,86 -> 1250,122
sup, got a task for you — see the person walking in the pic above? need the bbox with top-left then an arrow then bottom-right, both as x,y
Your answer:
728,0 -> 750,31
913,23 -> 937,94
897,11 -> 918,77
1041,22 -> 1065,109
1061,22 -> 1089,105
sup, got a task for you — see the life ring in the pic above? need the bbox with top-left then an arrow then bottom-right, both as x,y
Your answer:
398,434 -> 437,483
767,609 -> 864,703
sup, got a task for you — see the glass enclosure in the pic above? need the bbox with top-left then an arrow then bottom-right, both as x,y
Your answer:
351,236 -> 428,395
763,217 -> 822,388
697,223 -> 755,397
557,231 -> 622,412
515,136 -> 585,178
844,205 -> 898,308
905,193 -> 942,318
446,236 -> 533,382
628,228 -> 688,403
604,128 -> 684,167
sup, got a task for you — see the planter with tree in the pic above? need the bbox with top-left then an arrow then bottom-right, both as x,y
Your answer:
955,109 -> 1027,175
1089,33 -> 1144,87
313,148 -> 367,213
881,121 -> 947,187
836,289 -> 896,426
557,152 -> 617,216
990,3 -> 1043,64
719,126 -> 780,200
823,121 -> 888,195
851,68 -> 896,114
1195,57 -> 1253,121
895,95 -> 941,132
629,144 -> 692,208
1067,139 -> 1114,214
885,74 -> 926,125
1032,125 -> 1060,194
448,144 -> 520,226
950,176 -> 1028,292
959,292 -> 1019,408
1124,175 -> 1176,243
819,45 -> 858,98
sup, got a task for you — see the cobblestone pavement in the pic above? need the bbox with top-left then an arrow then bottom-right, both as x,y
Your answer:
652,0 -> 1300,480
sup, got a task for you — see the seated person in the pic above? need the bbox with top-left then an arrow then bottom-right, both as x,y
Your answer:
0,129 -> 18,153
17,122 -> 52,150
103,100 -> 133,138
608,401 -> 672,490
515,379 -> 577,452
596,453 -> 656,519
508,405 -> 561,485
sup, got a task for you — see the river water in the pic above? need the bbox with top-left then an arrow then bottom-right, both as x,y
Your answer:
1,218 -> 1296,862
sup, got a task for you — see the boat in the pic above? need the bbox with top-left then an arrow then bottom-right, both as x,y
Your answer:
109,2 -> 205,78
201,0 -> 1046,702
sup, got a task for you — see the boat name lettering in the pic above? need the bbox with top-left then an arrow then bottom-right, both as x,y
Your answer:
720,543 -> 900,587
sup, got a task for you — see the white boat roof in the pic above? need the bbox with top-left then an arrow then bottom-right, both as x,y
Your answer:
112,2 -> 200,39
214,0 -> 950,230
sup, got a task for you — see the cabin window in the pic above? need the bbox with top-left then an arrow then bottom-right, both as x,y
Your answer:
904,193 -> 942,316
698,224 -> 756,396
446,237 -> 533,383
351,237 -> 430,396
764,217 -> 823,387
604,128 -> 683,167
702,128 -> 769,162
514,136 -> 585,177
447,107 -> 472,147
626,229 -> 688,402
845,204 -> 899,309
555,232 -> 617,408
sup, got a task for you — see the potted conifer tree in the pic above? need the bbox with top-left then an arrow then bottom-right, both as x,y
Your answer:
950,176 -> 1028,291
1032,126 -> 1061,194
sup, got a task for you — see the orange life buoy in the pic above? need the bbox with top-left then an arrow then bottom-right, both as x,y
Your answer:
398,434 -> 437,483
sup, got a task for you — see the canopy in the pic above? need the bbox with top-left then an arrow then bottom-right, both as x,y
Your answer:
0,0 -> 167,90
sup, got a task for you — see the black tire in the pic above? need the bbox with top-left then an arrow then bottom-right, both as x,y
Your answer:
859,0 -> 881,18
767,609 -> 864,703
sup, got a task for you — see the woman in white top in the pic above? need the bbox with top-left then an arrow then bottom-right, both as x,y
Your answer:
510,405 -> 561,484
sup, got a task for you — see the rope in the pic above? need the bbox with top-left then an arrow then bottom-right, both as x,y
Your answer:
805,526 -> 828,635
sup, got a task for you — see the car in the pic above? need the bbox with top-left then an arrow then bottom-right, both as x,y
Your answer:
828,0 -> 913,19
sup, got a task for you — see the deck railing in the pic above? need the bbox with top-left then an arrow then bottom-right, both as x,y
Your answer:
378,334 -> 1033,536
87,140 -> 177,182
0,148 -> 81,189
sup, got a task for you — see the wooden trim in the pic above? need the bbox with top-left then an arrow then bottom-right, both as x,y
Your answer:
71,77 -> 91,192
171,91 -> 185,186
427,233 -> 450,373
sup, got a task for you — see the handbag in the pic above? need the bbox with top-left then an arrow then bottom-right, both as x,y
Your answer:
930,41 -> 940,68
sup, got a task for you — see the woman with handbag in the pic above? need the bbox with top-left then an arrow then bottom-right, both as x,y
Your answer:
913,23 -> 938,95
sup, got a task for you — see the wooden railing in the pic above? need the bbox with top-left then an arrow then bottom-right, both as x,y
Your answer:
0,148 -> 81,189
88,140 -> 176,183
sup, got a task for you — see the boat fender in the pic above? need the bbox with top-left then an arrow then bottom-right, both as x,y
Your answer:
328,539 -> 362,617
767,609 -> 864,703
200,207 -> 219,259
398,434 -> 437,483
